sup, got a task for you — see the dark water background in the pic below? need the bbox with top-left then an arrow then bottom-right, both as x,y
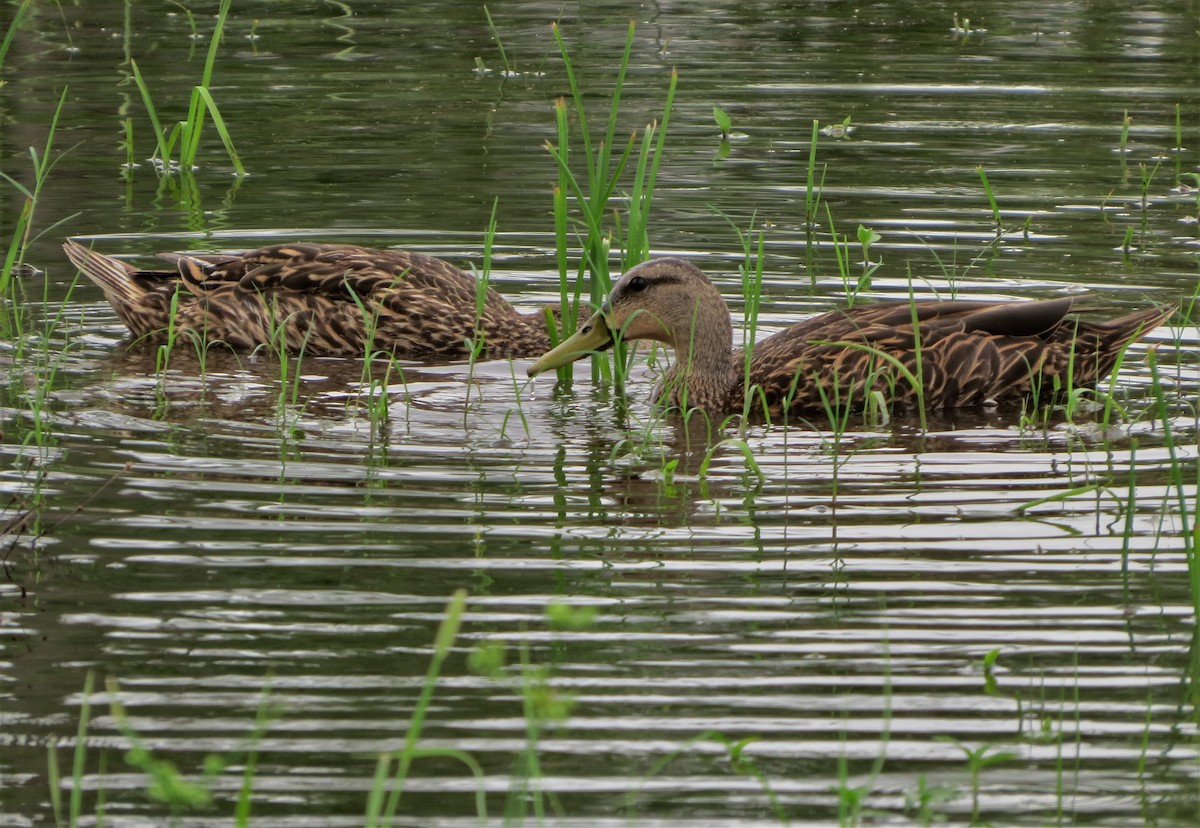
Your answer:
2,1 -> 1199,825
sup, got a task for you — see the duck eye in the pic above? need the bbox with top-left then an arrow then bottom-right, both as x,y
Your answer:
628,275 -> 647,292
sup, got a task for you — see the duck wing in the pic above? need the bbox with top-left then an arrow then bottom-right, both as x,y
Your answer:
743,296 -> 1166,414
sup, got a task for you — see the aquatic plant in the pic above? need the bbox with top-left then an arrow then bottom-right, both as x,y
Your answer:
977,165 -> 1004,237
903,774 -> 958,827
544,20 -> 677,390
1146,351 -> 1200,702
128,0 -> 245,176
1,88 -> 71,305
1118,109 -> 1133,154
0,0 -> 32,73
625,730 -> 789,824
366,590 -> 489,827
714,105 -> 732,140
825,206 -> 881,309
463,198 -> 501,420
937,737 -> 1019,822
45,671 -> 94,828
804,119 -> 826,233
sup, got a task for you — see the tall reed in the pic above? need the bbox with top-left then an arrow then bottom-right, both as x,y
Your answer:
544,21 -> 677,388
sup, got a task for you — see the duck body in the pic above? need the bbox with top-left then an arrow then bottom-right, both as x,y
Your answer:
529,258 -> 1174,418
64,240 -> 556,358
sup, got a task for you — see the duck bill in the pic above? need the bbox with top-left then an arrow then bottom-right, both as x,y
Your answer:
527,309 -> 614,376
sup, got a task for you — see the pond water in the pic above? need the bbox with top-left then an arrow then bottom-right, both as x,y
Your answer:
2,1 -> 1199,826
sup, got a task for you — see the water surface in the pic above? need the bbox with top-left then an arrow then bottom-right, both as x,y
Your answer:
1,2 -> 1198,826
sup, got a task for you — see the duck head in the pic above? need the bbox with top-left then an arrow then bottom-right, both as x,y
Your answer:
527,258 -> 733,377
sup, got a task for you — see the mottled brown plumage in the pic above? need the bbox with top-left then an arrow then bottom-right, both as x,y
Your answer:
528,258 -> 1175,417
64,239 -> 557,358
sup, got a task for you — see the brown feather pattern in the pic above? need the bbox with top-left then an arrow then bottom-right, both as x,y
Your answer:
593,259 -> 1174,416
64,240 -> 557,358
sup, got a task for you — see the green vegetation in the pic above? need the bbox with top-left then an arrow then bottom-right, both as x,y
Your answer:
977,165 -> 1003,236
128,0 -> 245,176
713,105 -> 732,140
0,87 -> 71,306
544,21 -> 677,393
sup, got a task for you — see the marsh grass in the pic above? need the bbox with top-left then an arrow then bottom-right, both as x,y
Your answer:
11,13 -> 1199,828
625,731 -> 788,823
977,165 -> 1004,236
0,87 -> 74,308
804,120 -> 826,228
273,329 -> 311,443
46,671 -> 93,828
500,359 -> 533,441
709,211 -> 771,428
128,0 -> 245,176
1118,109 -> 1133,155
463,198 -> 501,421
366,589 -> 474,827
935,737 -> 1020,823
544,21 -> 677,389
825,206 -> 881,308
1146,351 -> 1200,700
0,0 -> 32,72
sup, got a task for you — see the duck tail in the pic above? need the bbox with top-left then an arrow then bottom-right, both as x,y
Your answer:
63,239 -> 168,338
64,239 -> 147,305
1077,303 -> 1177,382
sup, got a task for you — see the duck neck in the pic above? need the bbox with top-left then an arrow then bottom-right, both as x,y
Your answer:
658,295 -> 738,413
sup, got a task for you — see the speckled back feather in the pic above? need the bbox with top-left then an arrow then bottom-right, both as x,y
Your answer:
64,240 -> 556,358
741,298 -> 1173,416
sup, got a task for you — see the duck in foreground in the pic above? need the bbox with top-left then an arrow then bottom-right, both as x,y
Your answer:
528,258 -> 1175,417
64,239 -> 559,358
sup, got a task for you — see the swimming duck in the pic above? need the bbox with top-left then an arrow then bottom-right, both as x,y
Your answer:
64,239 -> 560,358
528,258 -> 1175,416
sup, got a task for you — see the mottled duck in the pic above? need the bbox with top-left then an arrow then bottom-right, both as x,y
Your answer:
528,258 -> 1174,416
64,239 -> 560,358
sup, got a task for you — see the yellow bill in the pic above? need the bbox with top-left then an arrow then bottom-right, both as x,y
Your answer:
527,309 -> 614,376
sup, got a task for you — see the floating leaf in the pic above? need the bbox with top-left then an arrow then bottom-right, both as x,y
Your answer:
713,105 -> 732,137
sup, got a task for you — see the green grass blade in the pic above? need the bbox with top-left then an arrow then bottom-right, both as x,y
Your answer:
69,671 -> 96,827
160,123 -> 182,169
597,22 -> 636,193
978,164 -> 1003,232
805,119 -> 821,225
482,5 -> 510,73
0,168 -> 34,200
551,23 -> 593,178
635,66 -> 677,249
378,589 -> 468,827
0,0 -> 32,71
543,142 -> 608,251
181,88 -> 206,169
129,59 -> 171,161
47,744 -> 64,826
624,123 -> 656,265
595,130 -> 637,214
194,86 -> 246,175
200,0 -> 233,89
1,86 -> 69,297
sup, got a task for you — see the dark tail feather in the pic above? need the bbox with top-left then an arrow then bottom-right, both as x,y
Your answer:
63,239 -> 148,307
1078,304 -> 1176,383
63,239 -> 170,338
